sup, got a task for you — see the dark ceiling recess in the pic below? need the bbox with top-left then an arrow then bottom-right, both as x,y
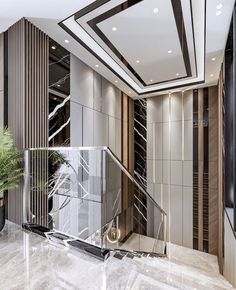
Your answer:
49,38 -> 70,96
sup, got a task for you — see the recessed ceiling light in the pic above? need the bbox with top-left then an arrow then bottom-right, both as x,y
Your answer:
129,91 -> 131,94
210,74 -> 214,77
216,3 -> 223,10
53,97 -> 57,101
211,57 -> 216,61
65,39 -> 69,43
176,73 -> 179,76
112,27 -> 117,31
153,8 -> 159,14
216,10 -> 222,16
57,84 -> 61,87
150,79 -> 153,82
51,46 -> 56,50
95,64 -> 99,68
168,50 -> 172,54
136,60 -> 140,63
115,80 -> 118,83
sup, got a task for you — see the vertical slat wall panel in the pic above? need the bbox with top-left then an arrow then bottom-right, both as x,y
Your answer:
198,88 -> 204,251
208,86 -> 219,256
7,18 -> 48,226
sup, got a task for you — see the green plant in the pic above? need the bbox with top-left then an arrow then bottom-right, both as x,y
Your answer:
0,128 -> 23,192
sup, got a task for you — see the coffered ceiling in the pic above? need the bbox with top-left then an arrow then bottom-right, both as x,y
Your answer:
61,0 -> 204,95
0,0 -> 234,98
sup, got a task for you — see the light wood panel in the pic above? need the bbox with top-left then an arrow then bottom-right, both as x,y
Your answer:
208,86 -> 219,256
7,18 -> 49,225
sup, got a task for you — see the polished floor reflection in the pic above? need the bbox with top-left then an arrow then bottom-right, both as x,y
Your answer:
0,222 -> 233,290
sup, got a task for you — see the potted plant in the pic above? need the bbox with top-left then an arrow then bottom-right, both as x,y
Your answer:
0,128 -> 23,231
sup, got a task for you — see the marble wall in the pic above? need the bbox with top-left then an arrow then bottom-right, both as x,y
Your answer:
0,33 -> 3,128
134,99 -> 147,188
70,54 -> 121,159
146,91 -> 193,248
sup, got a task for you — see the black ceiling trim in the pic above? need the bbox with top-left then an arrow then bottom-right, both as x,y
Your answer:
171,0 -> 192,77
81,0 -> 192,87
59,0 -> 206,95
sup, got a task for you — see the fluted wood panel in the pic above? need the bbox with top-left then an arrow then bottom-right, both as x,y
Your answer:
8,18 -> 48,225
208,86 -> 219,256
197,88 -> 204,251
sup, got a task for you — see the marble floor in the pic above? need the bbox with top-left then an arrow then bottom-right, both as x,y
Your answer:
0,221 -> 234,290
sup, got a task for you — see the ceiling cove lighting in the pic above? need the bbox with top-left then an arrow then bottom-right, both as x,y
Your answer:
216,3 -> 223,10
211,57 -> 216,61
216,10 -> 222,16
168,50 -> 172,54
112,27 -> 117,31
153,8 -> 159,14
64,39 -> 69,43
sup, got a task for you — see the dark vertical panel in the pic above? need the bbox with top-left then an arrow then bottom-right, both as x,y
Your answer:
193,89 -> 198,249
7,19 -> 48,225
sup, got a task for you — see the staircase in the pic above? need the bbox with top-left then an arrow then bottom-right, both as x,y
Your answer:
104,243 -> 234,290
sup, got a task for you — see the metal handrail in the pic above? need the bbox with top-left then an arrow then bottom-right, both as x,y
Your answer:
105,147 -> 167,216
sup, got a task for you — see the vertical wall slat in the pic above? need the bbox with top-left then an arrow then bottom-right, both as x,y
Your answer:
7,18 -> 48,225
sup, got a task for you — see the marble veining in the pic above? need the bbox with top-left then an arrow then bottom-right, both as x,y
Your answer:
0,221 -> 234,290
134,99 -> 147,188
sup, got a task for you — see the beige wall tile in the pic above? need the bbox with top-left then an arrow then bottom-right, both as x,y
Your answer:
171,121 -> 182,160
147,95 -> 162,123
171,160 -> 183,186
147,123 -> 153,160
183,90 -> 193,121
163,122 -> 170,160
94,110 -> 108,146
70,102 -> 82,147
171,92 -> 182,121
154,122 -> 163,160
102,78 -> 121,119
162,94 -> 170,122
184,120 -> 193,161
82,107 -> 94,146
163,160 -> 170,185
170,185 -> 183,245
71,55 -> 93,108
155,160 -> 163,184
183,161 -> 193,187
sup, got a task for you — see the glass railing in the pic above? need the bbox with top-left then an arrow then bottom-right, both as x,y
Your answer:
23,147 -> 167,259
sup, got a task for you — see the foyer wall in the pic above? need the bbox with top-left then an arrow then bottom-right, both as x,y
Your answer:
70,54 -> 122,159
146,91 -> 193,248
